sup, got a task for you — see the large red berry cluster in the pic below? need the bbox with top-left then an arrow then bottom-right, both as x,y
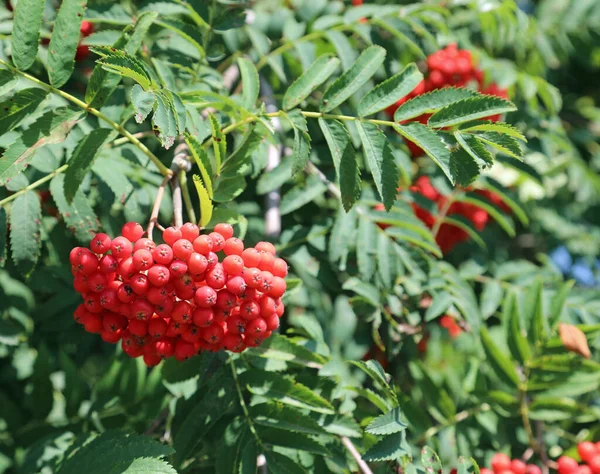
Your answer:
70,222 -> 287,367
558,442 -> 600,474
385,44 -> 509,156
480,453 -> 542,474
410,176 -> 510,253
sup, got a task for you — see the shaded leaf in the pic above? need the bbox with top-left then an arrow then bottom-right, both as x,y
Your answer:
0,88 -> 47,137
264,451 -> 306,474
9,191 -> 41,275
480,327 -> 521,388
283,54 -> 340,110
250,403 -> 328,436
237,57 -> 259,109
185,133 -> 213,197
363,431 -> 407,462
12,0 -> 45,70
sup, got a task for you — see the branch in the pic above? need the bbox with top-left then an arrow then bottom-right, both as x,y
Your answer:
0,58 -> 172,177
147,175 -> 172,240
416,403 -> 491,443
340,436 -> 374,474
0,164 -> 68,208
172,172 -> 183,228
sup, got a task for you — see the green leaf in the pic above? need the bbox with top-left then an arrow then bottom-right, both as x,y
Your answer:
11,0 -> 45,71
442,216 -> 486,248
321,45 -> 386,112
0,107 -> 83,185
185,133 -> 214,197
425,292 -> 453,322
480,326 -> 521,388
549,280 -> 574,330
357,217 -> 377,281
283,54 -> 340,110
152,91 -> 178,149
264,451 -> 306,474
0,208 -> 7,268
286,111 -> 311,175
221,126 -> 263,178
524,278 -> 545,346
245,334 -> 327,367
193,175 -> 213,228
9,191 -> 41,275
363,431 -> 408,462
428,96 -> 516,128
0,70 -> 18,96
172,373 -> 236,466
64,128 -> 114,203
393,123 -> 453,184
239,369 -> 335,414
279,175 -> 326,215
47,0 -> 87,87
156,18 -> 205,59
131,84 -> 155,124
240,440 -> 258,474
58,431 -> 173,474
449,147 -> 480,187
366,407 -> 407,435
0,88 -> 47,137
209,113 -> 226,171
237,57 -> 259,109
93,48 -> 152,90
480,279 -> 503,318
394,87 -> 477,122
454,132 -> 493,169
349,360 -> 395,398
505,291 -> 532,364
476,132 -> 523,159
356,122 -> 399,210
257,427 -> 331,456
459,121 -> 526,141
457,195 -> 515,237
216,421 -> 250,474
50,174 -> 99,243
250,403 -> 327,436
528,397 -> 581,422
358,63 -> 423,117
318,119 -> 360,211
122,458 -> 177,474
421,446 -> 443,473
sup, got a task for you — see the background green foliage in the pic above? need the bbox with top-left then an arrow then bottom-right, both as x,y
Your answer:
0,0 -> 599,473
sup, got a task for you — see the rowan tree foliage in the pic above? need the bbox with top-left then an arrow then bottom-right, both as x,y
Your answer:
0,0 -> 599,473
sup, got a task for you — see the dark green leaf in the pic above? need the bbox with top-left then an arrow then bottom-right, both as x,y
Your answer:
358,63 -> 423,117
237,57 -> 259,109
455,132 -> 493,169
257,427 -> 331,456
245,334 -> 327,367
365,407 -> 407,435
122,458 -> 177,474
250,403 -> 328,436
263,451 -> 306,474
152,91 -> 178,149
47,0 -> 87,87
64,128 -> 114,203
524,278 -> 545,346
476,132 -> 523,159
185,133 -> 214,197
349,360 -> 394,398
9,191 -> 41,275
428,96 -> 516,128
12,0 -> 45,70
156,18 -> 205,59
549,280 -> 575,330
318,119 -> 360,211
283,54 -> 340,110
356,122 -> 399,210
0,70 -> 18,96
0,88 -> 47,137
505,291 -> 532,364
93,47 -> 153,90
480,327 -> 521,388
357,217 -> 377,281
321,45 -> 386,112
209,113 -> 226,171
363,431 -> 408,462
0,208 -> 7,268
279,175 -> 326,215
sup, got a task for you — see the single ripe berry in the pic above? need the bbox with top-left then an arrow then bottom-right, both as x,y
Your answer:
511,460 -> 527,474
491,453 -> 512,473
255,241 -> 276,256
265,313 -> 280,331
258,251 -> 275,271
525,466 -> 542,474
203,324 -> 224,344
171,300 -> 193,323
78,252 -> 100,275
589,455 -> 600,474
188,253 -> 208,276
268,276 -> 286,298
131,299 -> 154,321
133,249 -> 153,271
153,244 -> 174,265
246,317 -> 267,335
214,223 -> 234,240
181,222 -> 200,241
272,258 -> 288,277
173,239 -> 194,260
99,254 -> 118,273
130,273 -> 149,295
240,301 -> 260,320
193,235 -> 213,254
143,352 -> 162,367
241,248 -> 261,267
163,226 -> 182,246
128,319 -> 148,337
557,457 -> 579,474
111,236 -> 133,258
148,265 -> 170,287
90,233 -> 111,254
209,232 -> 225,252
169,260 -> 188,278
148,318 -> 168,338
154,337 -> 175,358
192,307 -> 214,327
223,255 -> 244,276
243,267 -> 263,289
223,237 -> 244,256
118,257 -> 135,281
577,467 -> 593,474
117,284 -> 135,304
122,222 -> 144,242
195,286 -> 217,307
226,276 -> 247,297
223,333 -> 244,352
206,265 -> 226,289
578,443 -> 598,463
134,238 -> 156,253
88,272 -> 108,293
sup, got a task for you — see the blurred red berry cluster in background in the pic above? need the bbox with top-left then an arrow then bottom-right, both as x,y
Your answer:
558,442 -> 600,474
385,44 -> 509,156
478,453 -> 542,474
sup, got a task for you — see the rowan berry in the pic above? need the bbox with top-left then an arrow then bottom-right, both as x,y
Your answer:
166,319 -> 187,337
247,317 -> 267,335
101,329 -> 122,344
155,298 -> 175,317
240,301 -> 260,320
99,288 -> 119,311
131,299 -> 153,320
188,252 -> 208,276
163,226 -> 182,246
171,300 -> 193,323
133,249 -> 153,271
181,324 -> 202,343
579,443 -> 598,463
589,456 -> 600,474
223,237 -> 244,256
226,276 -> 247,297
223,255 -> 244,276
265,313 -> 280,331
153,244 -> 174,265
209,232 -> 225,252
128,319 -> 148,337
193,235 -> 213,254
83,312 -> 103,333
195,286 -> 217,307
491,454 -> 511,473
134,238 -> 156,253
148,317 -> 168,338
99,254 -> 118,273
154,337 -> 175,358
272,258 -> 288,277
73,274 -> 89,293
78,252 -> 100,275
173,239 -> 194,260
143,352 -> 162,367
578,467 -> 593,474
174,340 -> 196,361
192,307 -> 214,327
223,333 -> 244,351
257,251 -> 275,271
203,324 -> 224,344
557,457 -> 579,474
206,265 -> 226,289
148,265 -> 170,287
244,267 -> 263,289
181,222 -> 200,241
241,248 -> 261,267
525,466 -> 542,474
90,233 -> 111,253
214,223 -> 234,240
111,236 -> 133,258
88,272 -> 108,293
511,460 -> 527,474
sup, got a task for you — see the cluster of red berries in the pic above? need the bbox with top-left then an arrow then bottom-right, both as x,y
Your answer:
385,44 -> 509,156
558,442 -> 600,474
70,222 -> 287,367
410,176 -> 510,253
75,21 -> 94,61
479,453 -> 542,474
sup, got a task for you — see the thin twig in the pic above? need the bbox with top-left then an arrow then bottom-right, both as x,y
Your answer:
148,175 -> 172,240
340,436 -> 374,474
0,164 -> 68,208
416,403 -> 491,443
144,407 -> 169,436
172,171 -> 183,228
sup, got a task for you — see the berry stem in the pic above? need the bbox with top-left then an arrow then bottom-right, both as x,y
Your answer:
172,171 -> 184,228
147,174 -> 172,240
431,189 -> 460,238
0,58 -> 172,177
0,164 -> 68,208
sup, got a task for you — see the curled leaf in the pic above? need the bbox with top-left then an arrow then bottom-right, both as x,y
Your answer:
558,323 -> 591,359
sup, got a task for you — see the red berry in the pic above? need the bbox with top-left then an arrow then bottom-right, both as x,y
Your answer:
90,233 -> 111,253
166,319 -> 186,337
209,232 -> 225,252
268,276 -> 286,298
491,454 -> 512,473
193,235 -> 213,254
511,460 -> 527,474
80,20 -> 94,37
255,241 -> 276,256
83,312 -> 103,333
257,251 -> 275,271
265,313 -> 280,331
75,45 -> 90,61
152,244 -> 174,265
148,265 -> 170,287
163,226 -> 182,246
227,316 -> 247,334
78,252 -> 99,275
143,352 -> 162,367
206,252 -> 218,269
226,276 -> 247,296
260,296 -> 277,317
70,247 -> 89,265
155,298 -> 174,317
73,274 -> 89,293
243,267 -> 263,289
148,318 -> 168,338
576,468 -> 592,474
99,288 -> 119,310
224,237 -> 244,256
192,307 -> 214,327
88,272 -> 108,293
128,319 -> 148,337
171,300 -> 193,323
133,238 -> 156,253
223,333 -> 244,351
525,466 -> 542,474
122,222 -> 144,242
181,222 -> 200,241
188,252 -> 208,276
169,260 -> 188,278
195,286 -> 217,307
206,265 -> 226,289
130,273 -> 149,295
203,324 -> 224,344
578,443 -> 598,463
590,455 -> 600,474
260,271 -> 273,292
240,301 -> 260,320
154,337 -> 175,358
181,324 -> 202,343
103,313 -> 127,333
223,255 -> 244,276
173,239 -> 194,260
247,317 -> 267,335
133,249 -> 153,271
131,298 -> 153,320
216,290 -> 236,309
98,254 -> 118,273
272,258 -> 288,277
557,457 -> 579,474
111,236 -> 133,258
100,328 -> 122,343
214,223 -> 234,240
242,248 -> 261,267
118,257 -> 136,281
117,284 -> 134,303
